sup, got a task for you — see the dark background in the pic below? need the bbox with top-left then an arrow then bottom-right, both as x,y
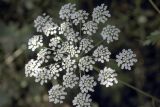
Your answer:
0,0 -> 160,107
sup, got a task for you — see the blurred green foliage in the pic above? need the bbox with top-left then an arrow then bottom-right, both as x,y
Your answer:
0,0 -> 160,107
144,30 -> 160,46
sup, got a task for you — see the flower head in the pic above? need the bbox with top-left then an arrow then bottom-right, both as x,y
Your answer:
101,25 -> 120,43
79,38 -> 94,53
58,22 -> 71,35
98,67 -> 118,87
71,10 -> 89,25
53,48 -> 65,61
73,93 -> 92,107
62,56 -> 77,72
63,72 -> 79,88
92,4 -> 111,23
82,21 -> 98,35
59,3 -> 76,21
116,49 -> 137,70
34,67 -> 52,85
37,48 -> 51,63
34,13 -> 58,36
93,45 -> 111,63
48,85 -> 67,104
25,59 -> 41,77
63,28 -> 80,43
49,63 -> 62,79
28,35 -> 43,51
26,3 -> 137,106
61,42 -> 80,57
78,56 -> 95,72
49,37 -> 61,50
79,75 -> 97,93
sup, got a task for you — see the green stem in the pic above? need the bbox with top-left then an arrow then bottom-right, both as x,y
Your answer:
95,39 -> 104,47
149,0 -> 160,14
119,79 -> 160,103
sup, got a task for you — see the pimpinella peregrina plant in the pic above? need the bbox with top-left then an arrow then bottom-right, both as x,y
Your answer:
25,3 -> 138,107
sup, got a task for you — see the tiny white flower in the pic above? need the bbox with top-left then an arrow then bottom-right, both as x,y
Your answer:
73,93 -> 92,107
101,25 -> 120,43
82,21 -> 98,35
34,67 -> 52,85
42,19 -> 58,36
61,42 -> 80,57
53,49 -> 64,61
48,85 -> 67,104
67,45 -> 80,58
64,28 -> 80,43
92,4 -> 111,24
34,13 -> 48,32
79,75 -> 97,93
59,23 -> 81,43
62,56 -> 77,72
59,3 -> 76,21
71,10 -> 89,25
37,48 -> 51,63
78,56 -> 95,72
28,35 -> 43,51
63,72 -> 79,88
49,63 -> 62,79
25,59 -> 42,77
49,37 -> 61,50
93,45 -> 111,63
58,22 -> 71,35
34,13 -> 58,36
116,49 -> 137,70
79,38 -> 94,53
98,67 -> 118,87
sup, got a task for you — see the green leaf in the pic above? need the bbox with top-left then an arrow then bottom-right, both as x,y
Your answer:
144,30 -> 160,45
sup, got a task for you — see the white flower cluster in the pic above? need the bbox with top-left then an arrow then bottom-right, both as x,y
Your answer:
37,48 -> 51,63
79,38 -> 94,53
25,59 -> 41,77
79,75 -> 97,93
73,93 -> 92,107
28,35 -> 43,51
58,22 -> 71,35
49,37 -> 61,50
93,45 -> 111,63
71,10 -> 89,25
25,3 -> 137,107
48,84 -> 67,104
82,21 -> 98,35
59,3 -> 76,21
101,25 -> 121,43
49,63 -> 62,79
62,56 -> 77,72
116,49 -> 137,70
63,72 -> 79,88
34,13 -> 58,36
92,4 -> 111,23
34,67 -> 52,85
98,67 -> 118,87
78,56 -> 95,72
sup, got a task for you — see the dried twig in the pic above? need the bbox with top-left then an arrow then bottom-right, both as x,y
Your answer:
149,0 -> 160,14
5,44 -> 26,65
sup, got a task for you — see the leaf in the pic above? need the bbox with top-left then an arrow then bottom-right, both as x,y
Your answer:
144,30 -> 160,46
